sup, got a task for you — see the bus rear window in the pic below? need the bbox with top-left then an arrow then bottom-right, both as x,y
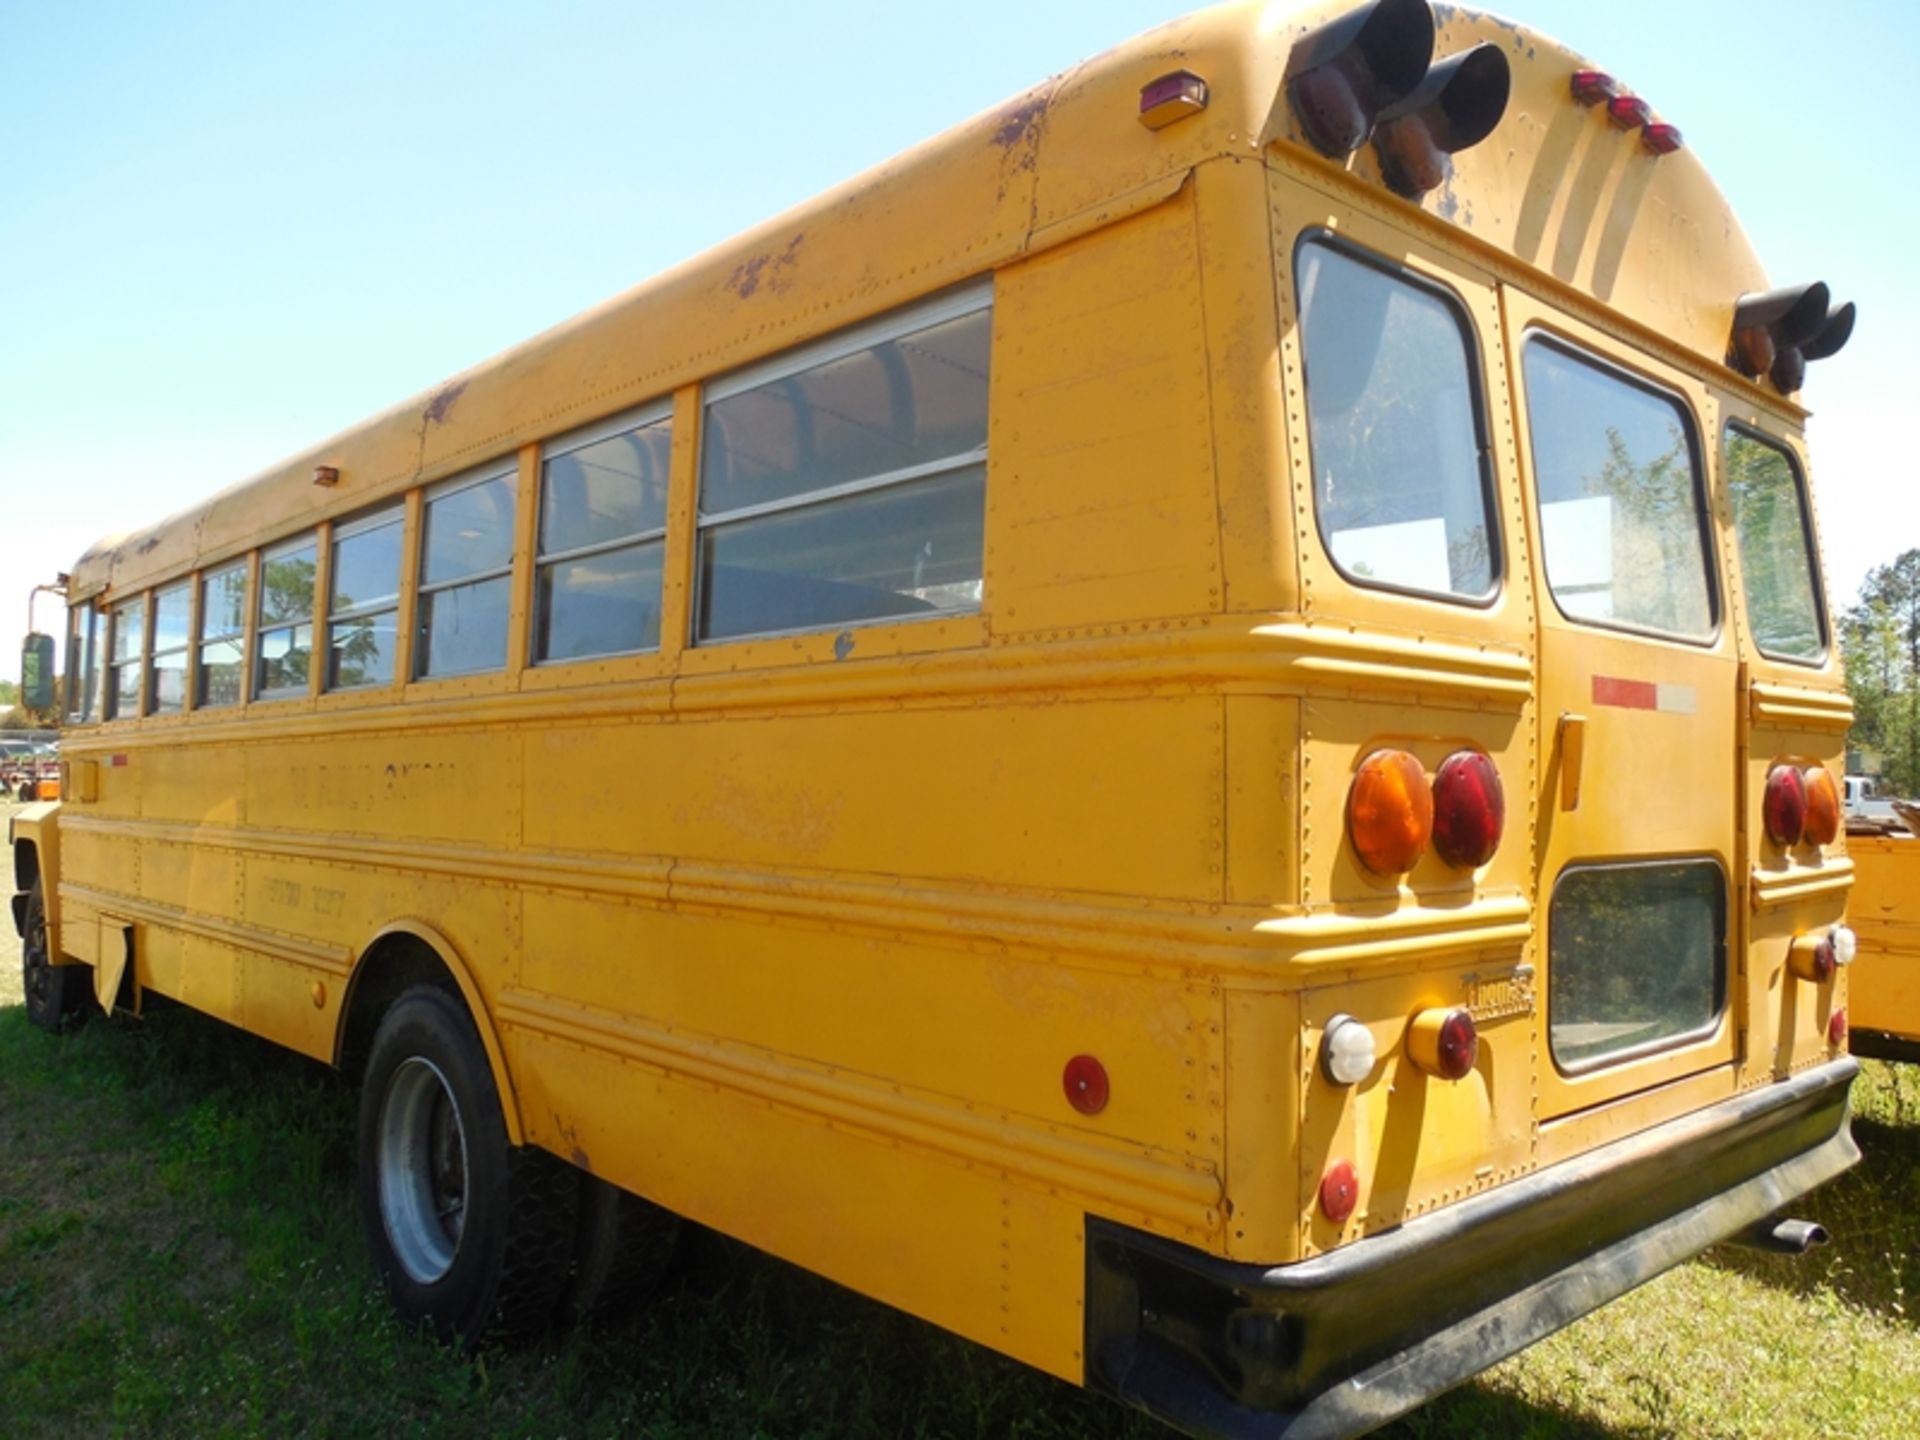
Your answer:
1296,239 -> 1496,603
1549,860 -> 1726,1072
1523,341 -> 1714,640
1725,429 -> 1825,663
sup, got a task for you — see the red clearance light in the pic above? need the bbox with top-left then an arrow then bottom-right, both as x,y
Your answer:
1063,1054 -> 1110,1115
1348,749 -> 1434,875
1139,70 -> 1209,130
1319,1159 -> 1359,1223
1407,1007 -> 1478,1080
1641,122 -> 1683,155
1763,764 -> 1809,847
1570,69 -> 1616,105
1803,766 -> 1842,847
1431,750 -> 1505,868
1829,1008 -> 1848,1048
1607,94 -> 1650,130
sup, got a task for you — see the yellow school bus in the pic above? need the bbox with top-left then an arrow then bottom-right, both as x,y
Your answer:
9,1 -> 1863,1434
1843,829 -> 1920,1063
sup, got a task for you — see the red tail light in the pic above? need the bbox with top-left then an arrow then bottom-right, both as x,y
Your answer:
1348,749 -> 1433,875
1320,1160 -> 1359,1223
1763,764 -> 1809,846
1802,766 -> 1841,846
1431,750 -> 1504,868
1788,933 -> 1836,984
1408,1007 -> 1478,1080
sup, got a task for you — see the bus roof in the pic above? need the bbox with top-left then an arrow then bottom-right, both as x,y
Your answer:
71,0 -> 1773,601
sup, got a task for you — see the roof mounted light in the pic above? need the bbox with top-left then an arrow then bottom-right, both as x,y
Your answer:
1284,0 -> 1435,158
1139,70 -> 1209,130
1730,283 -> 1855,395
1372,43 -> 1513,198
1606,94 -> 1650,130
1640,122 -> 1683,156
1569,70 -> 1616,105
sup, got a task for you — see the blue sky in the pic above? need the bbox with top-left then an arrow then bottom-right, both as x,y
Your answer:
3,0 -> 1912,684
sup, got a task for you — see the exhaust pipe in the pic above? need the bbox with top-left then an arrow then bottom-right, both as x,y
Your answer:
1729,1217 -> 1829,1255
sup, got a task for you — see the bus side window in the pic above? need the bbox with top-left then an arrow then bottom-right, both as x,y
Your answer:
1724,428 -> 1825,663
256,534 -> 319,699
107,593 -> 147,720
199,561 -> 249,708
695,288 -> 991,643
1296,238 -> 1498,603
328,506 -> 405,689
417,464 -> 516,679
150,581 -> 192,713
536,407 -> 672,662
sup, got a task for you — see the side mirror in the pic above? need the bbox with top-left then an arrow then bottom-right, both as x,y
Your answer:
21,632 -> 55,713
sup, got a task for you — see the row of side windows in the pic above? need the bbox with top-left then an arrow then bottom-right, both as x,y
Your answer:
66,285 -> 993,724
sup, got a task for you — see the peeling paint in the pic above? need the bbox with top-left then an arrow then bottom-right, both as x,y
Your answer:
833,630 -> 854,661
727,232 -> 806,300
991,97 -> 1048,151
423,381 -> 468,426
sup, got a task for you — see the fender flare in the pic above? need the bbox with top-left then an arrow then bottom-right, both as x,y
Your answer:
340,918 -> 525,1145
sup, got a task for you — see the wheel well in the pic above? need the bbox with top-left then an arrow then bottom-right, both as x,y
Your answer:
14,838 -> 40,896
335,933 -> 462,1082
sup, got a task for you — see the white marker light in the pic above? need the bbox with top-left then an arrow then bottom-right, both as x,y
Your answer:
1322,1014 -> 1378,1086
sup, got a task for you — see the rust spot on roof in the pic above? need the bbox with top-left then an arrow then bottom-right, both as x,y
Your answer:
992,97 -> 1048,150
727,233 -> 806,300
424,381 -> 468,426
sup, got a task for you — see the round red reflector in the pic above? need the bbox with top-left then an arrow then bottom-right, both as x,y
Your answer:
1319,1160 -> 1358,1224
1063,1055 -> 1109,1116
1829,1008 -> 1848,1048
1348,750 -> 1433,876
1763,764 -> 1808,847
1802,766 -> 1841,847
1432,751 -> 1505,869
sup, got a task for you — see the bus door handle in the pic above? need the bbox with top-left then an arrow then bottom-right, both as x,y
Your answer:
1557,712 -> 1587,811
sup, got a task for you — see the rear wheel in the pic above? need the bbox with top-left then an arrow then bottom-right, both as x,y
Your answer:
21,881 -> 94,1033
561,1173 -> 681,1323
357,985 -> 576,1342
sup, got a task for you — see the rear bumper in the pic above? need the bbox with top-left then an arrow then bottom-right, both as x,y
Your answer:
1087,1058 -> 1858,1440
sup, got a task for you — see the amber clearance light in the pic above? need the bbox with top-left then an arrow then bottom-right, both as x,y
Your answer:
1348,749 -> 1433,875
1802,766 -> 1841,847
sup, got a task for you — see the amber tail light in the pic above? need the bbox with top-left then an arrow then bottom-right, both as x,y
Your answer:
1348,749 -> 1433,875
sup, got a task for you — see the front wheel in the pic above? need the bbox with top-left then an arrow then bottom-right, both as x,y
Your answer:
357,985 -> 576,1342
21,881 -> 94,1033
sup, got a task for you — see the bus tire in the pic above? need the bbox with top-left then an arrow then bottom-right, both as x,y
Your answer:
21,880 -> 94,1033
561,1174 -> 681,1323
357,985 -> 576,1343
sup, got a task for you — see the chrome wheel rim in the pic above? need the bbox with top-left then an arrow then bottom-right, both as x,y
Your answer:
378,1056 -> 468,1284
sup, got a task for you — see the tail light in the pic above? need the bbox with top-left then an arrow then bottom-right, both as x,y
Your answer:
1431,750 -> 1504,868
1407,1007 -> 1477,1079
1763,764 -> 1808,846
1802,766 -> 1841,846
1348,749 -> 1433,875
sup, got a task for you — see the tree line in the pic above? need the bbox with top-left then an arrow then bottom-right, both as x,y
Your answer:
1843,550 -> 1920,796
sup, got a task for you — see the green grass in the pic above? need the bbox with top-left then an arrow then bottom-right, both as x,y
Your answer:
1,968 -> 1917,1438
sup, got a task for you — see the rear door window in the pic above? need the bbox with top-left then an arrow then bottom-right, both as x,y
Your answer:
1725,428 -> 1825,663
